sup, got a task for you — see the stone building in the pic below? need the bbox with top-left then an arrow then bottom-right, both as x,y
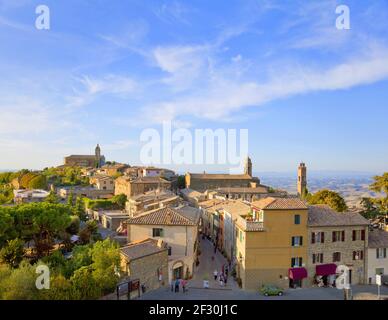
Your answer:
307,205 -> 370,286
127,206 -> 200,282
64,144 -> 105,168
367,229 -> 388,284
120,239 -> 169,293
125,190 -> 180,217
185,157 -> 260,192
89,174 -> 115,191
115,176 -> 172,198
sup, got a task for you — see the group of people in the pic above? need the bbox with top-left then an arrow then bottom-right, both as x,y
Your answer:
170,278 -> 188,293
213,264 -> 229,287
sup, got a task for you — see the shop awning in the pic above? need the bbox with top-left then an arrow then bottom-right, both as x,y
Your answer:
316,264 -> 337,276
288,267 -> 308,280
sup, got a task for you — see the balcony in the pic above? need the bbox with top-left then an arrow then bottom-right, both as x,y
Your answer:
237,215 -> 265,231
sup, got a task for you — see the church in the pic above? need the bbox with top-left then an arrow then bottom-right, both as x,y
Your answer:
185,157 -> 261,192
64,144 -> 105,168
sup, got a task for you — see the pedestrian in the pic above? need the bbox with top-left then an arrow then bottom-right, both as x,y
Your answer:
225,265 -> 229,277
181,279 -> 187,293
175,278 -> 180,292
214,245 -> 217,254
213,269 -> 218,280
224,274 -> 228,285
219,274 -> 224,287
170,279 -> 174,292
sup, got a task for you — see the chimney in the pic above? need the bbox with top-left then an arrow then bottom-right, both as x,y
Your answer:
166,211 -> 172,224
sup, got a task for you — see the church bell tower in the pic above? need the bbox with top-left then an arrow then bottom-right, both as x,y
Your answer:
244,156 -> 252,177
95,144 -> 101,168
297,162 -> 307,196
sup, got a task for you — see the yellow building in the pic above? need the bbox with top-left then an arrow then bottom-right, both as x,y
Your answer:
234,197 -> 309,290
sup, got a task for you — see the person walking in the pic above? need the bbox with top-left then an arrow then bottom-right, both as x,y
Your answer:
219,273 -> 224,287
174,278 -> 180,293
170,279 -> 174,292
224,274 -> 228,286
181,279 -> 187,293
213,269 -> 218,281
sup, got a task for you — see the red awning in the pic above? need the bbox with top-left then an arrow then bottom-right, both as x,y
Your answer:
288,267 -> 308,280
316,264 -> 337,276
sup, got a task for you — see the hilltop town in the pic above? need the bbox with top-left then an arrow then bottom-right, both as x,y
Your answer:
0,144 -> 387,300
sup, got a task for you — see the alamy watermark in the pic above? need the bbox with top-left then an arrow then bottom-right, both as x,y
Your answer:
35,4 -> 50,30
35,264 -> 50,290
140,122 -> 249,173
336,4 -> 350,30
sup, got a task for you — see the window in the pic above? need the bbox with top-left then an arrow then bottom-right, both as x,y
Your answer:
333,252 -> 341,262
258,211 -> 264,223
353,250 -> 364,260
168,246 -> 172,256
291,236 -> 303,247
311,232 -> 325,244
332,231 -> 345,242
376,248 -> 387,259
294,214 -> 301,225
291,257 -> 303,267
376,268 -> 384,275
312,253 -> 324,264
152,228 -> 164,237
352,230 -> 366,241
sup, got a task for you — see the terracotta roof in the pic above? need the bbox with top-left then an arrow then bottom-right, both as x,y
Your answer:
188,173 -> 255,180
252,197 -> 307,210
368,229 -> 388,248
308,205 -> 370,227
128,207 -> 198,226
217,186 -> 269,194
120,238 -> 167,260
132,176 -> 171,184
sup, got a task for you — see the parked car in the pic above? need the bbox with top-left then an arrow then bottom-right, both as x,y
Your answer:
260,285 -> 284,296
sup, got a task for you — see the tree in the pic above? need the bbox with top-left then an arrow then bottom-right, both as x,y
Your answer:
177,175 -> 186,189
45,190 -> 60,204
307,189 -> 348,212
12,203 -> 72,258
0,260 -> 39,300
111,194 -> 127,209
0,238 -> 24,268
73,197 -> 87,221
28,175 -> 47,189
368,173 -> 388,213
66,215 -> 80,235
70,266 -> 101,300
67,191 -> 75,207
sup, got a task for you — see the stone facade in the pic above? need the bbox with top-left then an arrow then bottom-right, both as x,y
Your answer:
307,225 -> 368,286
120,243 -> 169,293
115,176 -> 172,198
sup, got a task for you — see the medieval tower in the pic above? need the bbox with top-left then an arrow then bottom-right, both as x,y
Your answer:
297,162 -> 307,196
95,144 -> 101,168
244,156 -> 253,177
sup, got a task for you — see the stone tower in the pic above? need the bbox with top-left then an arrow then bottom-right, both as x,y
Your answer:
95,144 -> 101,168
244,156 -> 252,177
297,162 -> 307,196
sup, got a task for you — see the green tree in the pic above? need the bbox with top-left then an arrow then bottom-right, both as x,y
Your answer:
73,197 -> 87,220
177,175 -> 186,189
67,191 -> 75,207
28,175 -> 47,189
369,173 -> 388,213
70,266 -> 102,300
45,190 -> 60,204
111,194 -> 127,209
307,189 -> 348,212
0,260 -> 39,300
0,238 -> 25,268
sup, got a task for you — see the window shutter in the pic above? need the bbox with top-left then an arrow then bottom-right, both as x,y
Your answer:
377,248 -> 379,259
384,248 -> 387,258
300,237 -> 303,246
299,257 -> 303,266
352,230 -> 356,241
321,232 -> 325,243
361,230 -> 365,241
292,237 -> 295,246
361,250 -> 364,260
332,231 -> 336,242
320,253 -> 324,263
341,231 -> 345,242
353,251 -> 356,260
312,254 -> 316,264
312,232 -> 315,244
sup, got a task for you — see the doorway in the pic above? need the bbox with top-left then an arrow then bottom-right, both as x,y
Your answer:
173,266 -> 183,279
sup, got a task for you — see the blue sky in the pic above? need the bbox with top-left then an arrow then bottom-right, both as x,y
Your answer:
0,0 -> 387,173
